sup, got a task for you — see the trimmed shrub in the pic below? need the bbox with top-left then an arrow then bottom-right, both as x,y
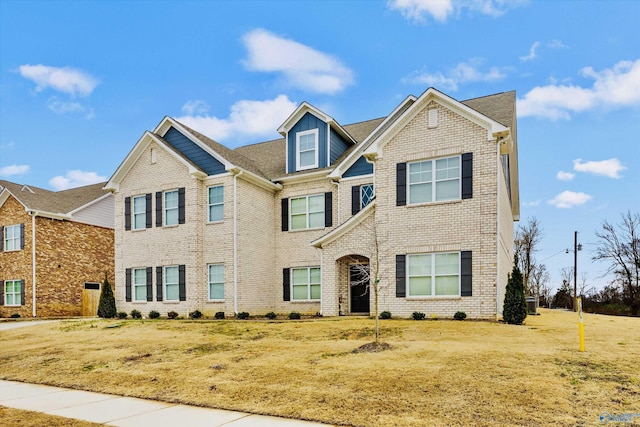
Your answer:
412,312 -> 426,320
130,309 -> 142,319
265,312 -> 277,320
97,275 -> 117,318
236,312 -> 250,320
9,313 -> 20,318
214,311 -> 225,320
189,310 -> 203,319
288,312 -> 301,320
148,310 -> 160,319
117,312 -> 128,319
379,311 -> 392,319
454,311 -> 467,321
167,311 -> 179,319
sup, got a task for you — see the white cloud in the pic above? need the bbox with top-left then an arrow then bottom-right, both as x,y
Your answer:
181,100 -> 210,115
18,64 -> 99,97
403,58 -> 506,91
522,199 -> 541,207
548,191 -> 592,208
518,59 -> 640,120
0,164 -> 30,177
520,41 -> 540,62
176,95 -> 297,143
387,0 -> 527,23
49,170 -> 106,191
573,158 -> 626,179
242,29 -> 354,94
548,39 -> 568,49
47,97 -> 95,119
556,171 -> 575,181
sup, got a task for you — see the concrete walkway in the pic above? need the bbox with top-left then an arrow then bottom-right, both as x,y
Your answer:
0,380 -> 333,426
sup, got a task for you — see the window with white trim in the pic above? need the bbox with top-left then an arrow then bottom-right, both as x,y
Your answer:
133,268 -> 147,302
360,184 -> 374,209
208,185 -> 224,222
4,280 -> 21,306
296,129 -> 318,170
290,194 -> 324,230
408,156 -> 460,204
164,190 -> 179,226
165,266 -> 179,301
291,267 -> 321,300
133,196 -> 146,230
407,252 -> 460,297
208,264 -> 224,300
3,225 -> 21,251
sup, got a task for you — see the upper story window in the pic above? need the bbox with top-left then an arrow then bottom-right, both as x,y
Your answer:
133,195 -> 147,230
208,185 -> 224,222
296,129 -> 319,171
3,224 -> 22,251
133,268 -> 147,302
290,194 -> 324,230
164,190 -> 179,226
408,156 -> 460,204
360,184 -> 375,209
407,252 -> 460,297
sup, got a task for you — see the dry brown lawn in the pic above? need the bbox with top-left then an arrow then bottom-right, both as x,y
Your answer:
0,309 -> 638,426
0,406 -> 105,426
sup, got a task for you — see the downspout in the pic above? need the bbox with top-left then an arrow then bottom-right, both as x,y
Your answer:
30,212 -> 37,318
233,170 -> 243,315
331,180 -> 340,224
319,248 -> 323,316
496,138 -> 502,319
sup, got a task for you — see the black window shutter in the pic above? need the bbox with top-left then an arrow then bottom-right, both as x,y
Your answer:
396,163 -> 407,206
0,280 -> 4,305
146,267 -> 153,301
155,192 -> 163,227
324,192 -> 332,227
396,255 -> 406,297
178,264 -> 186,301
20,280 -> 25,305
283,268 -> 291,301
124,197 -> 131,231
0,226 -> 3,251
461,251 -> 472,296
125,268 -> 132,302
145,193 -> 152,228
156,266 -> 163,301
351,185 -> 361,215
178,187 -> 186,224
462,153 -> 473,200
20,224 -> 25,250
281,198 -> 289,231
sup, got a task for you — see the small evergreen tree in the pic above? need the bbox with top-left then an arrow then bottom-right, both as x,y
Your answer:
97,273 -> 117,318
503,255 -> 527,325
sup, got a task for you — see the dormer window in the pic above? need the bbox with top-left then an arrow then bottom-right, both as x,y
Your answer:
296,129 -> 318,171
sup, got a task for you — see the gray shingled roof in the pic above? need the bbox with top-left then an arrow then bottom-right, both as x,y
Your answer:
0,180 -> 108,214
461,91 -> 515,127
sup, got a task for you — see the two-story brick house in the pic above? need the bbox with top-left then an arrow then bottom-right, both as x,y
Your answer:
106,87 -> 519,319
0,180 -> 114,317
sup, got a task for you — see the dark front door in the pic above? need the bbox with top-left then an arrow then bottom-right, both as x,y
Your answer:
350,264 -> 370,314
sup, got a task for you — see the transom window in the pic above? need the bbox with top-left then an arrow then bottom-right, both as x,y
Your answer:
165,266 -> 179,301
296,129 -> 318,170
208,264 -> 224,300
291,267 -> 321,300
290,194 -> 324,230
133,268 -> 147,302
408,252 -> 460,297
360,184 -> 374,209
408,156 -> 460,204
208,185 -> 224,222
133,196 -> 146,230
164,190 -> 179,226
3,224 -> 21,251
4,280 -> 21,306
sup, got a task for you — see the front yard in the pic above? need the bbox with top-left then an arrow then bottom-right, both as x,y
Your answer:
1,309 -> 638,426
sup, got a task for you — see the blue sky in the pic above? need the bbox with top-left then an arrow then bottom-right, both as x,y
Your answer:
1,0 -> 639,293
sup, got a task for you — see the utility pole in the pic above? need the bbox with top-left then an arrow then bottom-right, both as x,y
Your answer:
572,231 -> 582,312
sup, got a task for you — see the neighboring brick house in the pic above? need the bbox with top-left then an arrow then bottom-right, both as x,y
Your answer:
105,87 -> 519,319
0,180 -> 114,317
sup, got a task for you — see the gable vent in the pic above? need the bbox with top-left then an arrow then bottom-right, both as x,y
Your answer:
428,108 -> 438,128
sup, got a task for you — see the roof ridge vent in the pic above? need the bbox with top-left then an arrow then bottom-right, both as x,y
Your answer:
20,185 -> 35,193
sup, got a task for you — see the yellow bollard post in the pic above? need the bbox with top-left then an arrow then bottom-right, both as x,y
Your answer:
578,297 -> 585,352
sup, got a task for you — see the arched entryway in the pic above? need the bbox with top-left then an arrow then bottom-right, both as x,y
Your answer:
336,255 -> 370,315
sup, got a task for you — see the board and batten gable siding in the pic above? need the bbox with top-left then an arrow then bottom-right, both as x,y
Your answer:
329,128 -> 350,164
343,156 -> 374,178
72,195 -> 115,228
163,127 -> 226,176
287,112 -> 328,173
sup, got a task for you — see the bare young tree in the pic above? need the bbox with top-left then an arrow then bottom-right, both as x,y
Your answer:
529,263 -> 550,305
593,211 -> 640,316
514,217 -> 543,295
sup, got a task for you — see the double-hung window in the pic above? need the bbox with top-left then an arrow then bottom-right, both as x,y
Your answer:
208,264 -> 224,300
164,190 -> 179,226
208,185 -> 224,222
3,225 -> 21,251
407,252 -> 460,297
165,266 -> 179,301
360,184 -> 374,209
133,196 -> 146,230
291,267 -> 321,300
408,156 -> 460,204
296,129 -> 318,170
290,194 -> 324,230
4,280 -> 22,306
133,268 -> 147,301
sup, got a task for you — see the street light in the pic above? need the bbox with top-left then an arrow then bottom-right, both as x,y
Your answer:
566,231 -> 583,312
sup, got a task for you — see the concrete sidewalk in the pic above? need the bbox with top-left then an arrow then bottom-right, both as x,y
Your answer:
0,380 -> 333,426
